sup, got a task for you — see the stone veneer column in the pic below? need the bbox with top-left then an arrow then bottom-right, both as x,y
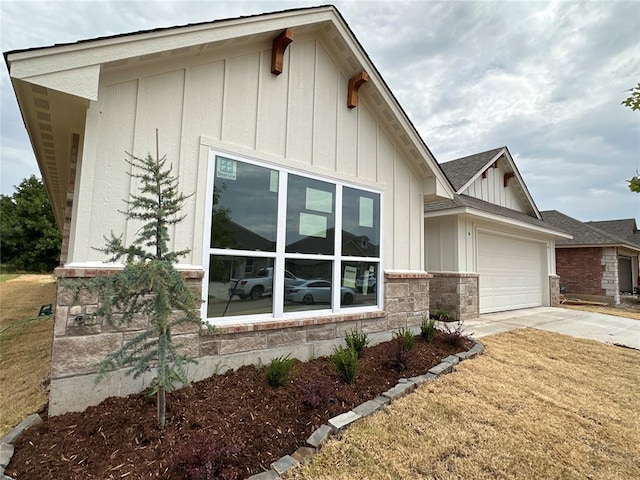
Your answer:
549,274 -> 560,306
601,247 -> 620,305
428,272 -> 479,321
383,271 -> 431,328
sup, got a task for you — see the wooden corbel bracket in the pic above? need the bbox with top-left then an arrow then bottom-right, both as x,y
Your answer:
271,28 -> 294,75
503,172 -> 515,187
347,71 -> 369,109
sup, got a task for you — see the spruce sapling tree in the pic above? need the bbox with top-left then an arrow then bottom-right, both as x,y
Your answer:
79,135 -> 210,428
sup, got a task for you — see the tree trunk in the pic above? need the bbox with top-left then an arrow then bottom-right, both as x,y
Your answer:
157,385 -> 166,429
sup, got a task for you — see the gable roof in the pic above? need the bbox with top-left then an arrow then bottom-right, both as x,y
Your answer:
541,210 -> 640,251
439,146 -> 541,219
425,194 -> 570,238
4,5 -> 454,227
440,147 -> 504,191
586,219 -> 640,247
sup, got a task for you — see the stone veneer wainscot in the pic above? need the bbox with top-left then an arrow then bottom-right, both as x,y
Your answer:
48,269 -> 431,415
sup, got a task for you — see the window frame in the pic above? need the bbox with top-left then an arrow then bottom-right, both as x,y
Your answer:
202,149 -> 383,324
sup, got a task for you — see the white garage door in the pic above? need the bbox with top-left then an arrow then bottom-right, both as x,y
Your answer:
478,233 -> 544,313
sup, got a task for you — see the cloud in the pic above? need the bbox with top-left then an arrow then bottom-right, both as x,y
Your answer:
1,0 -> 638,222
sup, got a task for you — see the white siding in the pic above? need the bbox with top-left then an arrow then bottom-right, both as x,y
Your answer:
463,161 -> 526,212
71,35 -> 425,271
424,216 -> 457,271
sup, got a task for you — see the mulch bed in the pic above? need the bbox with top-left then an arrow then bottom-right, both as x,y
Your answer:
7,331 -> 472,480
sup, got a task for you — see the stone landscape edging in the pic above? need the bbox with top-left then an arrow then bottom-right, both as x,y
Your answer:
0,340 -> 485,480
246,338 -> 485,480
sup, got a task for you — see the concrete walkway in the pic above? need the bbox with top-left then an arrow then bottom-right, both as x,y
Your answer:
463,306 -> 640,349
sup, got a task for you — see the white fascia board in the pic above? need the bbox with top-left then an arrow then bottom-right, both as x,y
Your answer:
425,206 -> 572,239
7,8 -> 336,79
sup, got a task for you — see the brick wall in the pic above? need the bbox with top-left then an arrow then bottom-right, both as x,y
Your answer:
556,247 -> 605,296
555,247 -> 620,304
48,268 -> 431,415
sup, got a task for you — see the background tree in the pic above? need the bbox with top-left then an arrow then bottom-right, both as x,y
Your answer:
622,83 -> 640,192
0,175 -> 61,272
76,140 -> 211,428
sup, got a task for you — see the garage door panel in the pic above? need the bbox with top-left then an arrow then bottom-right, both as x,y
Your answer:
478,233 -> 543,313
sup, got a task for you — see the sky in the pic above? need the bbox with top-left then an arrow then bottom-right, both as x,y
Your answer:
1,0 -> 639,223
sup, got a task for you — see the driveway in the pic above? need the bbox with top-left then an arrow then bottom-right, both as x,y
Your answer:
464,306 -> 640,349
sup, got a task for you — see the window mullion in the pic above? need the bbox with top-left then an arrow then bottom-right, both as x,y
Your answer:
273,171 -> 288,317
333,185 -> 343,311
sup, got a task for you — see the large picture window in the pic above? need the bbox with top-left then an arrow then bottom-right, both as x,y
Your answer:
203,151 -> 382,323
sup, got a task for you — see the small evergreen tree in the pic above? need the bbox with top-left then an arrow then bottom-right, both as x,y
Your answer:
76,135 -> 211,428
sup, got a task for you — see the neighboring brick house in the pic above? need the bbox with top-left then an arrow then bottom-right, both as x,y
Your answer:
541,211 -> 640,304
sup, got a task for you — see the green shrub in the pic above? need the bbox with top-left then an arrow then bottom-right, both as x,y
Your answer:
432,307 -> 452,321
266,355 -> 296,387
420,317 -> 436,342
330,345 -> 358,384
344,328 -> 369,358
393,327 -> 416,350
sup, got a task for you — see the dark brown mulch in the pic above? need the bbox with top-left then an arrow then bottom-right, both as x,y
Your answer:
7,331 -> 472,480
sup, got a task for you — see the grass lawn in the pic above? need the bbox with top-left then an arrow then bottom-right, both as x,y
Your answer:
289,329 -> 640,479
0,274 -> 56,437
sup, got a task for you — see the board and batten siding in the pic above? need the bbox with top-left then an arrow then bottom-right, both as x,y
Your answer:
70,36 -> 425,271
463,160 -> 526,212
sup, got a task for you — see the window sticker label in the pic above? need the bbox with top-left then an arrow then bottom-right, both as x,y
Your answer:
305,187 -> 333,213
270,171 -> 279,193
359,196 -> 374,227
343,266 -> 357,288
361,270 -> 370,294
299,212 -> 327,238
217,158 -> 237,180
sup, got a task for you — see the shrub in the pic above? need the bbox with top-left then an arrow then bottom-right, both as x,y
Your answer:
432,307 -> 452,321
420,317 -> 436,342
171,433 -> 241,480
393,327 -> 416,350
441,319 -> 467,347
344,328 -> 369,358
300,378 -> 335,408
330,345 -> 358,384
390,334 -> 414,371
266,355 -> 296,387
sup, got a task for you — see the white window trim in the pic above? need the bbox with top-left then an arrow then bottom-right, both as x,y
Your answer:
201,148 -> 383,324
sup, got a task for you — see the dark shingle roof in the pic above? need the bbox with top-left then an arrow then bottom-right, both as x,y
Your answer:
439,147 -> 504,191
425,194 -> 561,232
586,219 -> 640,247
541,211 -> 640,250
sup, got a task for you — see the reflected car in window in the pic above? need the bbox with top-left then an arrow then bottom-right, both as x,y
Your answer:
355,275 -> 377,293
285,280 -> 355,305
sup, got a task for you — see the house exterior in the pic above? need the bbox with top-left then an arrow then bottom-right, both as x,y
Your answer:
541,211 -> 640,304
425,147 -> 570,318
5,6 -> 563,415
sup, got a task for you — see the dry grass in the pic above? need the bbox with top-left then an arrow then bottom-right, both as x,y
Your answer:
0,274 -> 56,437
289,329 -> 640,480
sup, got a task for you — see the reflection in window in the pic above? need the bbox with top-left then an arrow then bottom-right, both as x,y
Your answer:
342,187 -> 380,257
207,256 -> 274,318
342,261 -> 378,308
211,158 -> 278,251
206,153 -> 382,321
283,259 -> 333,313
286,175 -> 335,255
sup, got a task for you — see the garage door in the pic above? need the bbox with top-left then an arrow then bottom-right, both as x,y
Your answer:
478,233 -> 544,313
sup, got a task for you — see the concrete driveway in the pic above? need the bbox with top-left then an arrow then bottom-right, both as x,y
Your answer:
463,306 -> 640,349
